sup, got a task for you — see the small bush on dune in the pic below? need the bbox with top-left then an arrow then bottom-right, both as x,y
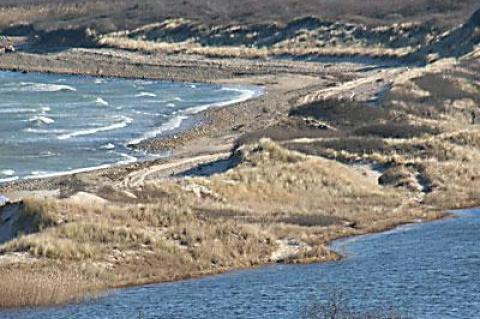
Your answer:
15,198 -> 60,232
56,222 -> 155,246
0,235 -> 96,260
303,291 -> 406,319
237,138 -> 307,165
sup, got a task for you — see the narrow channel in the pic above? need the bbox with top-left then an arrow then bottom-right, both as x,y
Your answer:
4,209 -> 479,319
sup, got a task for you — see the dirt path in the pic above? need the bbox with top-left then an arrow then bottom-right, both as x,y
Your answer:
119,152 -> 232,189
298,67 -> 406,105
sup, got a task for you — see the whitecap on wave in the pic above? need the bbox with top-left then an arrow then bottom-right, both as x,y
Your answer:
24,128 -> 67,134
134,80 -> 154,85
30,170 -> 48,176
39,106 -> 51,113
1,169 -> 15,176
57,116 -> 133,140
17,82 -> 77,92
28,116 -> 55,125
116,152 -> 138,165
135,91 -> 157,97
100,143 -> 116,150
0,108 -> 36,114
38,151 -> 57,158
96,97 -> 109,106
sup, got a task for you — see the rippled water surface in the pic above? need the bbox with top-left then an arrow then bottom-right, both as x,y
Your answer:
4,209 -> 480,319
0,71 -> 260,182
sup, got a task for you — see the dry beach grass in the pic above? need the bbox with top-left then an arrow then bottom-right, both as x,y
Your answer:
0,266 -> 97,309
97,36 -> 415,60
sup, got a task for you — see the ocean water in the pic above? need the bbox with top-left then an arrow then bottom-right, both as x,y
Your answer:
3,209 -> 480,319
0,71 -> 261,182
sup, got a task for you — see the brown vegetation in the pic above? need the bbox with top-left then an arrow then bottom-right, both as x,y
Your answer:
0,0 -> 478,34
97,36 -> 415,60
0,265 -> 98,309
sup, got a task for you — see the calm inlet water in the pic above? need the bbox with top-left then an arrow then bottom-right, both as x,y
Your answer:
0,71 -> 261,182
3,209 -> 479,319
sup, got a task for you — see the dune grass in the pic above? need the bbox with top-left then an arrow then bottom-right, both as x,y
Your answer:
97,36 -> 414,60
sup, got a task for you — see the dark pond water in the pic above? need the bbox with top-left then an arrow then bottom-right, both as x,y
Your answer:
3,209 -> 479,319
0,71 -> 261,182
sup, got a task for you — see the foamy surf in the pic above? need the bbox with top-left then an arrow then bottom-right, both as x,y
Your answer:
0,176 -> 19,183
116,152 -> 138,165
30,171 -> 48,176
128,85 -> 261,145
0,108 -> 37,114
100,143 -> 116,150
21,153 -> 138,181
184,86 -> 261,115
128,115 -> 188,145
24,164 -> 113,180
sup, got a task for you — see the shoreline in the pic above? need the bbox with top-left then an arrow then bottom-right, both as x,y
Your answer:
0,69 -> 263,185
1,46 -> 478,310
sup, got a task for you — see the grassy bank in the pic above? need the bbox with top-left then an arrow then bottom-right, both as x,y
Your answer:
0,138 -> 443,308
